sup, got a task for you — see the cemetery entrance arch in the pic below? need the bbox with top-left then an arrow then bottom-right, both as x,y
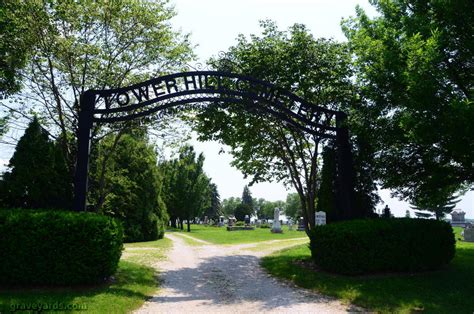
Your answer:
73,71 -> 355,218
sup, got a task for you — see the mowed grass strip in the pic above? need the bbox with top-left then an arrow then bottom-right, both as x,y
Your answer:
0,237 -> 172,314
172,224 -> 307,245
261,227 -> 474,313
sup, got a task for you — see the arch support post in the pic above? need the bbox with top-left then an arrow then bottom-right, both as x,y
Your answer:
335,112 -> 356,220
73,91 -> 94,211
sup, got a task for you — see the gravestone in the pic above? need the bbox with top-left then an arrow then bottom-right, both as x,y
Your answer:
315,211 -> 326,226
464,225 -> 474,242
297,217 -> 305,231
288,218 -> 293,231
203,216 -> 208,225
218,216 -> 225,227
271,208 -> 282,233
227,217 -> 235,227
450,209 -> 467,227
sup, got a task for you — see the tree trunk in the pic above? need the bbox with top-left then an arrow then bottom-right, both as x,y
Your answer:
187,218 -> 191,232
170,216 -> 177,228
179,219 -> 184,230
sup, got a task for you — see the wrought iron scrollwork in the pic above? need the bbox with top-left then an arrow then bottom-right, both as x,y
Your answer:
88,71 -> 339,139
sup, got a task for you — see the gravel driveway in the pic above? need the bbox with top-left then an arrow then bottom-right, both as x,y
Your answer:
135,232 -> 361,313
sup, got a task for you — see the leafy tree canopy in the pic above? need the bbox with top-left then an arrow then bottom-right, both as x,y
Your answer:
161,145 -> 210,231
193,20 -> 355,232
342,0 -> 474,203
3,0 -> 194,182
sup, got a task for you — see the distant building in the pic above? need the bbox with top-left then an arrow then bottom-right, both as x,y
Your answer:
450,209 -> 468,227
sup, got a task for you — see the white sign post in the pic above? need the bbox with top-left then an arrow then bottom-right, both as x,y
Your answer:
315,211 -> 326,226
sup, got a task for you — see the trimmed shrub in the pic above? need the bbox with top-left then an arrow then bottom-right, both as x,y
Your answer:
259,223 -> 271,228
309,218 -> 455,275
235,221 -> 245,226
0,209 -> 123,285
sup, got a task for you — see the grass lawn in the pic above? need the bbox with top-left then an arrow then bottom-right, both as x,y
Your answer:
0,237 -> 172,313
171,224 -> 307,245
261,227 -> 474,313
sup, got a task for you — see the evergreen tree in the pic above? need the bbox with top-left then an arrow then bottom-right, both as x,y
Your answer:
316,145 -> 339,222
410,193 -> 460,220
317,141 -> 379,222
0,117 -> 72,209
204,183 -> 222,221
93,131 -> 168,241
414,211 -> 433,219
234,203 -> 253,222
241,185 -> 254,209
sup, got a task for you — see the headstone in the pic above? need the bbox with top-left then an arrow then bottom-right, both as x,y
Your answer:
271,208 -> 282,233
227,217 -> 234,227
450,209 -> 467,227
297,217 -> 305,231
464,225 -> 474,242
315,211 -> 326,226
204,216 -> 209,225
218,215 -> 225,227
288,218 -> 293,231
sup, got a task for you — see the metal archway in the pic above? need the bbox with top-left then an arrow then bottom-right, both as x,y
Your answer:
73,71 -> 355,218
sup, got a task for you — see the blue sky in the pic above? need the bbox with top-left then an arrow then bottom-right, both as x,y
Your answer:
169,0 -> 474,217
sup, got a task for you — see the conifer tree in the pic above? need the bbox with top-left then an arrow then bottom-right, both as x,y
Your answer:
0,117 -> 72,209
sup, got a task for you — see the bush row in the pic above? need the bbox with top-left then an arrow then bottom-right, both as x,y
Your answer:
309,218 -> 455,275
0,209 -> 123,285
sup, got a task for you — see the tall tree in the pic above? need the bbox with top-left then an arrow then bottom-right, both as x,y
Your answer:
161,145 -> 210,232
194,21 -> 356,233
284,193 -> 301,220
221,197 -> 241,217
204,182 -> 222,221
342,0 -> 474,203
0,117 -> 72,209
317,141 -> 380,222
3,0 -> 193,198
92,131 -> 168,241
316,145 -> 339,222
411,192 -> 460,220
234,203 -> 253,222
241,185 -> 254,209
0,1 -> 46,97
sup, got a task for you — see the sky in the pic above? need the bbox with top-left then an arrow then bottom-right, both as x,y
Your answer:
0,0 -> 472,218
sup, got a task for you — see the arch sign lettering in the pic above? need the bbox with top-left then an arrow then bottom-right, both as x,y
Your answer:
73,71 -> 355,218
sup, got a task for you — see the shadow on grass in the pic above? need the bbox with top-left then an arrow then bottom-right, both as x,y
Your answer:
261,244 -> 474,313
0,261 -> 157,313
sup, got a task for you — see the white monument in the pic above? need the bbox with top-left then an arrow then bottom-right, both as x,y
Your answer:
271,208 -> 282,233
315,211 -> 327,226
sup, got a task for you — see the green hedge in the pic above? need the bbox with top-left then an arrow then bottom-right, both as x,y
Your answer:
0,209 -> 123,285
309,218 -> 455,275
